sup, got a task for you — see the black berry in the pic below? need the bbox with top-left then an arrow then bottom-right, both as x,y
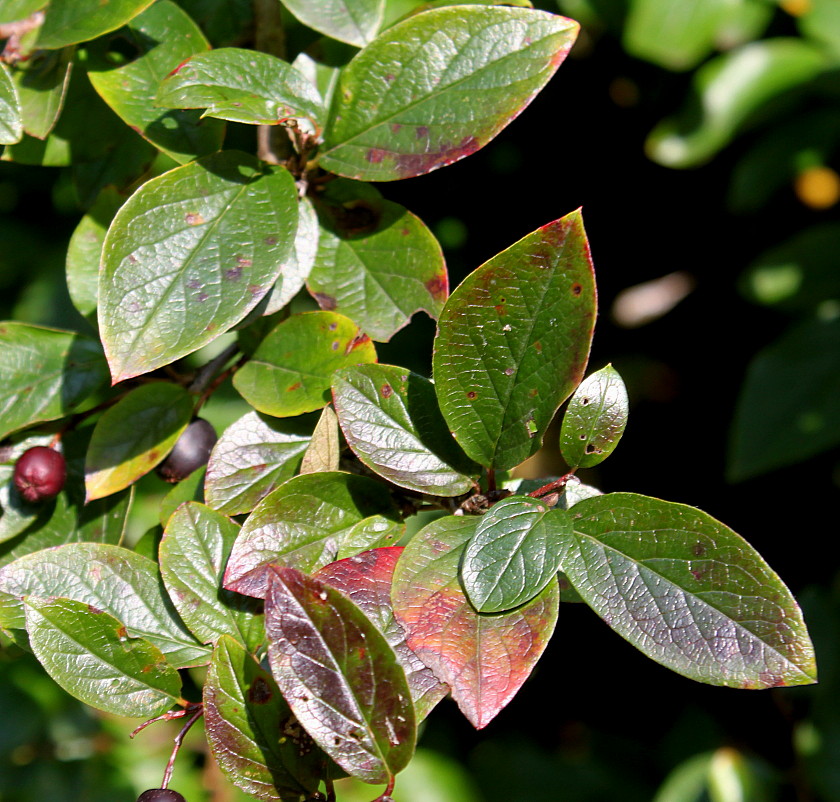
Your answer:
13,446 -> 66,502
136,790 -> 186,802
156,418 -> 217,483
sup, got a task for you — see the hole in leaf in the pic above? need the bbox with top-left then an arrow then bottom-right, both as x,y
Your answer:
571,283 -> 582,296
581,397 -> 590,405
584,444 -> 599,454
104,35 -> 141,65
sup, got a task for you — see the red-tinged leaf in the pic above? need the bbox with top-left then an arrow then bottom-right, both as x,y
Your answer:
265,566 -> 416,784
316,548 -> 448,720
391,515 -> 559,729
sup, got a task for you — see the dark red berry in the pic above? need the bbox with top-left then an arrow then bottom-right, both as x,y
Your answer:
156,418 -> 217,483
136,789 -> 186,802
13,446 -> 66,502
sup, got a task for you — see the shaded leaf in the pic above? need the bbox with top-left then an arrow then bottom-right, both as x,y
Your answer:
392,515 -> 559,728
224,472 -> 402,599
36,0 -> 155,48
0,479 -> 51,545
0,62 -> 23,145
233,312 -> 377,417
563,493 -> 817,688
0,542 -> 208,667
433,211 -> 596,471
316,547 -> 448,720
85,382 -> 194,502
332,364 -> 477,495
25,596 -> 181,717
0,0 -> 47,25
317,6 -> 577,180
99,151 -> 298,382
205,635 -> 325,801
205,412 -> 311,516
266,566 -> 415,784
300,405 -> 340,475
159,466 -> 204,526
6,46 -> 73,140
559,364 -> 628,469
0,322 -> 109,440
461,496 -> 570,613
282,0 -> 385,47
160,503 -> 264,651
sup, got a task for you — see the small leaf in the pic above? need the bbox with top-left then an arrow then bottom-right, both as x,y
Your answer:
0,543 -> 208,667
224,472 -> 402,599
0,62 -> 23,145
265,566 -> 416,784
204,412 -> 311,516
0,322 -> 109,440
157,47 -> 326,130
300,405 -> 340,475
559,364 -> 628,469
281,0 -> 385,47
85,382 -> 194,502
562,493 -> 817,688
461,496 -> 571,613
205,635 -> 326,801
316,547 -> 448,720
317,6 -> 577,180
433,211 -> 597,471
232,312 -> 377,417
25,597 -> 181,717
160,503 -> 264,651
36,0 -> 155,48
392,515 -> 559,728
7,46 -> 73,140
332,364 -> 478,496
99,151 -> 298,382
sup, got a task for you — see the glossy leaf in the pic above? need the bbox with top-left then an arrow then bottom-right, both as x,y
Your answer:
99,151 -> 299,382
233,312 -> 377,417
85,382 -> 194,501
563,493 -> 817,688
160,503 -> 264,651
205,412 -> 311,516
224,472 -> 402,599
316,547 -> 448,720
559,364 -> 628,469
300,405 -> 340,475
392,515 -> 559,728
8,46 -> 72,140
317,6 -> 578,180
0,543 -> 208,667
205,635 -> 325,801
24,597 -> 182,717
36,0 -> 155,48
332,364 -> 477,495
0,63 -> 23,145
281,0 -> 385,47
0,322 -> 109,440
86,0 -> 224,163
461,496 -> 570,613
157,47 -> 326,130
433,211 -> 597,471
265,566 -> 415,784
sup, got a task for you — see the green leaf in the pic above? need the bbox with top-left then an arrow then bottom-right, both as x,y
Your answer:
159,467 -> 204,526
0,479 -> 50,545
0,0 -> 47,25
728,315 -> 840,481
461,496 -> 570,613
281,0 -> 385,47
6,46 -> 73,140
205,412 -> 312,516
309,180 -> 448,341
205,635 -> 326,801
36,0 -> 155,48
156,47 -> 326,130
647,39 -> 826,169
0,542 -> 208,667
433,211 -> 596,471
224,472 -> 402,599
316,547 -> 448,720
0,63 -> 23,145
317,6 -> 578,180
86,0 -> 224,163
562,493 -> 817,688
24,597 -> 182,717
300,405 -> 340,475
99,151 -> 299,382
233,312 -> 377,417
84,382 -> 194,501
160,503 -> 264,651
392,515 -> 559,728
0,322 -> 109,440
265,566 -> 415,784
332,364 -> 478,496
559,364 -> 628,469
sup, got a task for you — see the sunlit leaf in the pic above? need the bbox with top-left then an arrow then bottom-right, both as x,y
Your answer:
281,0 -> 385,47
6,46 -> 72,140
36,0 -> 155,48
0,0 -> 47,25
0,63 -> 23,145
300,405 -> 340,475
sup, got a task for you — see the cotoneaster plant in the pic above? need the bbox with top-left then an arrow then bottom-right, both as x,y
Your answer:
0,2 -> 816,801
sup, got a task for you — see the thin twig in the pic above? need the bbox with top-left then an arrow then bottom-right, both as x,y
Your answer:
526,470 -> 576,499
187,342 -> 240,394
161,703 -> 204,789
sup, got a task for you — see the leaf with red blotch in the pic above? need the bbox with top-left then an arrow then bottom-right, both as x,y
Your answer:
265,566 -> 416,784
316,547 -> 448,720
391,515 -> 559,729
